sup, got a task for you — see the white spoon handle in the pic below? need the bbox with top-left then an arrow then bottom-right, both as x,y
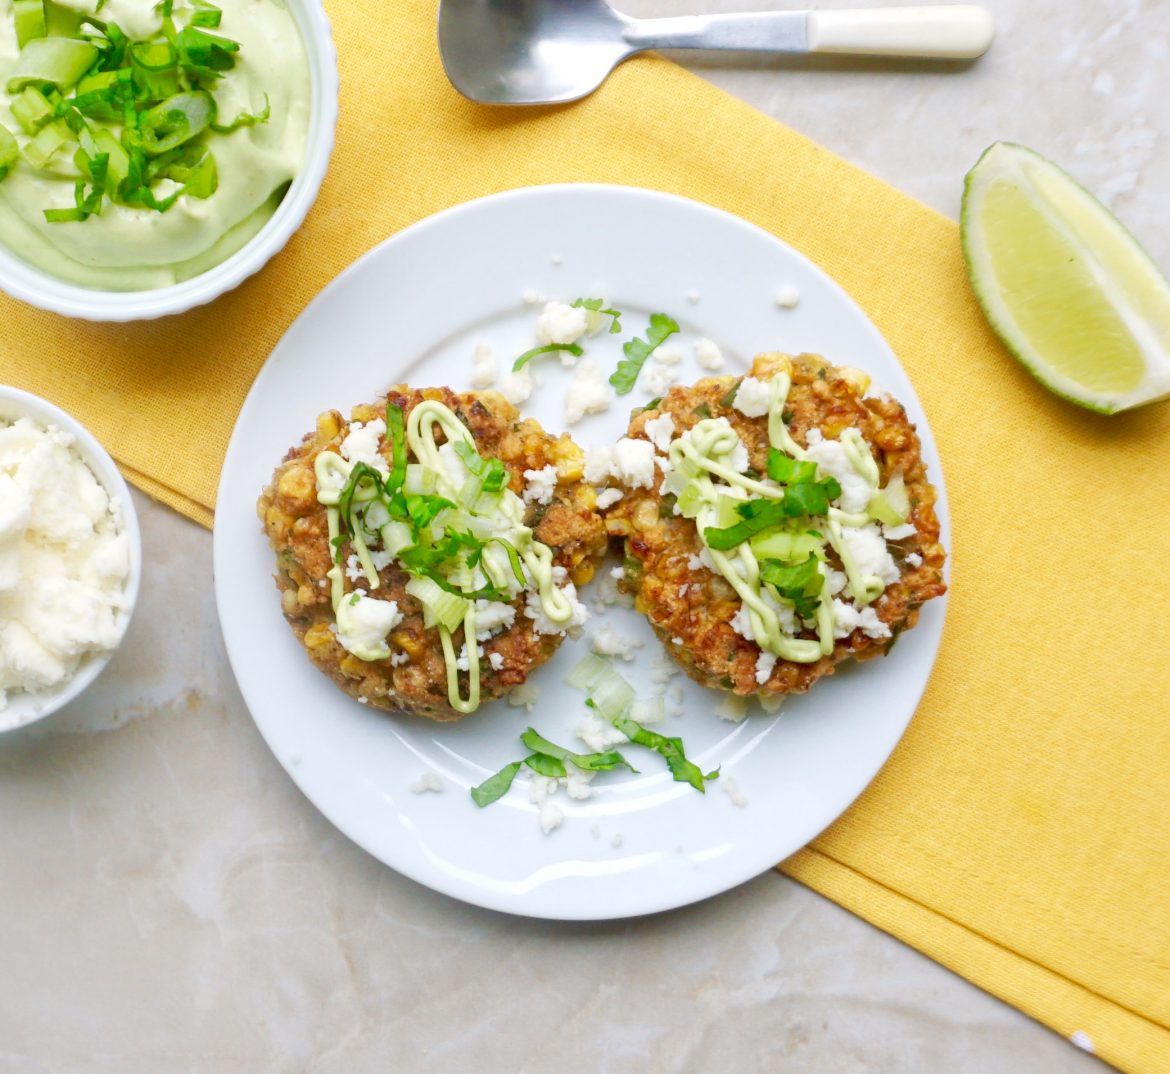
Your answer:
807,6 -> 995,58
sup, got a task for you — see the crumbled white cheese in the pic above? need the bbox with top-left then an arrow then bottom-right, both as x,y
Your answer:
826,568 -> 848,596
470,342 -> 497,388
536,300 -> 589,348
883,522 -> 918,541
565,360 -> 612,425
686,289 -> 701,305
390,651 -> 410,667
344,553 -> 365,584
730,606 -> 755,642
409,772 -> 443,794
524,581 -> 589,635
611,832 -> 624,848
337,594 -> 402,657
831,598 -> 892,640
563,767 -> 595,801
721,775 -> 748,808
592,570 -> 633,611
539,802 -> 564,834
610,567 -> 625,580
905,552 -> 923,568
653,343 -> 682,366
650,651 -> 678,684
499,371 -> 533,405
611,437 -> 656,489
715,694 -> 749,723
584,446 -> 614,485
528,773 -> 566,834
643,412 -> 676,453
595,487 -> 623,510
455,642 -> 486,671
686,553 -> 706,571
804,428 -> 872,514
591,626 -> 643,661
474,599 -> 516,640
577,711 -> 630,752
436,440 -> 472,490
522,464 -> 558,505
639,360 -> 678,396
775,284 -> 801,308
339,418 -> 389,475
733,376 -> 771,418
0,418 -> 131,713
840,523 -> 900,587
755,651 -> 777,685
522,287 -> 544,305
370,548 -> 394,571
694,338 -> 725,370
507,682 -> 540,712
487,651 -> 505,671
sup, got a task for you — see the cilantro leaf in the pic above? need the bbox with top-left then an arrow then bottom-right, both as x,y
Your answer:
703,499 -> 788,550
766,448 -> 818,485
523,752 -> 567,778
513,342 -> 583,372
520,728 -> 638,774
470,761 -> 523,807
609,313 -> 680,396
612,717 -> 717,793
760,553 -> 822,619
571,297 -> 622,334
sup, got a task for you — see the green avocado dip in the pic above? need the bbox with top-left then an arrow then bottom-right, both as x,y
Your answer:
0,0 -> 309,290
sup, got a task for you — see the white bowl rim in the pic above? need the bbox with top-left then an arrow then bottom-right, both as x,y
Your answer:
0,386 -> 143,733
0,0 -> 340,322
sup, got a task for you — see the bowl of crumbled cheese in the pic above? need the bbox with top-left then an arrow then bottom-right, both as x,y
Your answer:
0,387 -> 140,732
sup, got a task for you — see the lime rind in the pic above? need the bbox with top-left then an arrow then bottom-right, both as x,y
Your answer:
961,141 -> 1170,415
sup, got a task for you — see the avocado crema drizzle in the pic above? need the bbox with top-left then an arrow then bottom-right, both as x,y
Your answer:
666,371 -> 907,664
312,400 -> 573,715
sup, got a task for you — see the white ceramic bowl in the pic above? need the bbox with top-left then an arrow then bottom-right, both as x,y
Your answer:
0,387 -> 142,732
0,0 -> 339,322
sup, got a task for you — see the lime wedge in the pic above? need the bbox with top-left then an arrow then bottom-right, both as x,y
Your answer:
961,141 -> 1170,414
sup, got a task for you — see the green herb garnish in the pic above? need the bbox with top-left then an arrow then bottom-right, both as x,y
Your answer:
571,297 -> 622,333
766,448 -> 817,485
520,728 -> 638,774
611,716 -> 718,793
759,553 -> 822,619
471,761 -> 524,807
609,313 -> 679,396
512,342 -> 583,372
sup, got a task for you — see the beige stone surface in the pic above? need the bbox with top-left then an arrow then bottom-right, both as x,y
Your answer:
4,0 -> 1163,1068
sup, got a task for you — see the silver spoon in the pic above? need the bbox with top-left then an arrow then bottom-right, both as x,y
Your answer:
438,0 -> 996,105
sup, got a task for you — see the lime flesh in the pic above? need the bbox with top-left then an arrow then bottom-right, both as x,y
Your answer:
962,142 -> 1170,413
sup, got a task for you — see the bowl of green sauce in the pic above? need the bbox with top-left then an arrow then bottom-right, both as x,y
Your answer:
0,0 -> 337,320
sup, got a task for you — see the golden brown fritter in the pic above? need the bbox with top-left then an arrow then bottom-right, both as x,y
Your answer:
604,353 -> 947,700
258,386 -> 608,722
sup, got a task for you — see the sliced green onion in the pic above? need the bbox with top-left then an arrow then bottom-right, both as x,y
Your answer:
189,0 -> 223,27
379,520 -> 413,557
14,0 -> 47,49
0,125 -> 17,181
564,652 -> 611,692
868,473 -> 910,527
405,575 -> 468,633
749,528 -> 824,563
136,90 -> 213,155
590,673 -> 635,722
210,92 -> 269,133
7,38 -> 99,94
571,297 -> 622,334
23,121 -> 69,169
10,86 -> 53,134
404,463 -> 434,495
513,342 -> 583,372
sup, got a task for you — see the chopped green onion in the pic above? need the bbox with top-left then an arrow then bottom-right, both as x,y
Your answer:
209,91 -> 269,133
868,473 -> 910,527
23,121 -> 68,169
189,0 -> 222,28
10,86 -> 53,134
748,527 -> 823,563
513,341 -> 583,372
0,125 -> 17,181
470,761 -> 523,807
609,313 -> 680,395
7,38 -> 99,94
453,439 -> 507,501
14,0 -> 47,49
136,90 -> 213,155
405,576 -> 468,633
590,673 -> 635,721
386,405 -> 407,493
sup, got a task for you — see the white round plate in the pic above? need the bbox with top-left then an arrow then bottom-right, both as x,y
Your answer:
214,184 -> 949,921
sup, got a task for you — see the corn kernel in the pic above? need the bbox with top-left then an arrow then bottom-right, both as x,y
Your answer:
570,560 -> 596,587
304,622 -> 334,650
316,410 -> 342,441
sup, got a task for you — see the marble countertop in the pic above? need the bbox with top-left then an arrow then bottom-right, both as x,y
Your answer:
4,0 -> 1162,1069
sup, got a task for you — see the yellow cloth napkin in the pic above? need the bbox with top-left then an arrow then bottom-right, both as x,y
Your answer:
3,2 -> 1169,1068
